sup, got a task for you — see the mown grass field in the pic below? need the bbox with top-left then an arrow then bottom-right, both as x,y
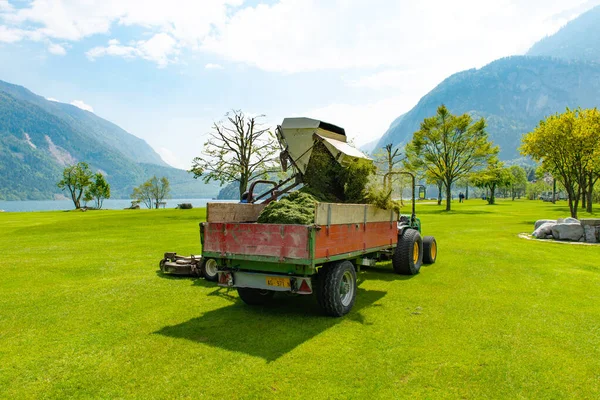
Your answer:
0,199 -> 599,399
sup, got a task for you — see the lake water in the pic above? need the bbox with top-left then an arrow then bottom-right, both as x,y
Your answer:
0,199 -> 235,213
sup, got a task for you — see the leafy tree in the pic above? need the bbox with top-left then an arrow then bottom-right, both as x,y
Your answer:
471,160 -> 513,205
84,173 -> 111,209
131,176 -> 170,209
57,162 -> 93,209
521,107 -> 600,218
190,110 -> 279,200
508,165 -> 528,200
526,179 -> 551,200
405,105 -> 498,211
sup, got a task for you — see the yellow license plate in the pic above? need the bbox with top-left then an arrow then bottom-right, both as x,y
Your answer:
266,276 -> 291,288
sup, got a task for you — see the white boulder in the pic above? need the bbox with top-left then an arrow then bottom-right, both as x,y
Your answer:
551,223 -> 584,241
533,222 -> 556,239
535,219 -> 556,230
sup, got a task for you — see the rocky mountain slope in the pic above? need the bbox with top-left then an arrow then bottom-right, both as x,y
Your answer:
376,6 -> 600,160
0,80 -> 219,200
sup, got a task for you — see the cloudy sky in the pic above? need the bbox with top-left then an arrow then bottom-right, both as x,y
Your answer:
1,0 -> 599,169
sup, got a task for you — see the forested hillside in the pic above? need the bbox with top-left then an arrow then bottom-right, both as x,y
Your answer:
376,57 -> 600,159
0,80 -> 219,200
376,6 -> 600,160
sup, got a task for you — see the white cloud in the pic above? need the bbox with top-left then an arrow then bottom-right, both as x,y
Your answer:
86,34 -> 178,67
87,39 -> 137,60
0,0 -> 13,12
46,97 -> 60,102
70,100 -> 94,112
1,0 -> 242,62
47,42 -> 66,55
0,26 -> 27,43
202,0 -> 600,73
205,63 -> 223,70
1,0 -> 599,72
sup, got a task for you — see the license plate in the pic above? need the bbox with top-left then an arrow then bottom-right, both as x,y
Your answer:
266,276 -> 290,288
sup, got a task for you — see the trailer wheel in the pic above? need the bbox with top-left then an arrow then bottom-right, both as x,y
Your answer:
201,258 -> 219,282
317,261 -> 357,317
393,229 -> 423,275
422,236 -> 437,264
237,288 -> 275,305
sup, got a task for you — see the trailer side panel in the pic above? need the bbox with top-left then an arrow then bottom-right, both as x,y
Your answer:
203,223 -> 310,260
314,221 -> 397,259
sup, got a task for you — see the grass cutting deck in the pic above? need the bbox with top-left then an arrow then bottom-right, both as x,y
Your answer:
0,200 -> 599,398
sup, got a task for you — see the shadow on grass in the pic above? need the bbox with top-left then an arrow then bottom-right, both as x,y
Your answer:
155,287 -> 386,362
359,262 -> 419,282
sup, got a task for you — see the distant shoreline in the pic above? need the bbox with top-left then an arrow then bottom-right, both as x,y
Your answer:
0,198 -> 236,213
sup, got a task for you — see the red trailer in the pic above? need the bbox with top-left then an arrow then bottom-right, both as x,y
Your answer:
201,202 -> 437,317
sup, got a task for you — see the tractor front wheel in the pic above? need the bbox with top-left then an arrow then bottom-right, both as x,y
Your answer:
393,229 -> 423,275
422,236 -> 437,264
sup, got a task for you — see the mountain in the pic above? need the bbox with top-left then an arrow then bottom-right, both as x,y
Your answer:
528,6 -> 600,63
377,6 -> 600,160
0,80 -> 220,200
358,137 -> 380,154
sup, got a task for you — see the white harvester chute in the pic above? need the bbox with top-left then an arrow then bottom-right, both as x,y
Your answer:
277,117 -> 371,175
249,117 -> 372,203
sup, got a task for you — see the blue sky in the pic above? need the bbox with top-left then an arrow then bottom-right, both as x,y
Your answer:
1,0 -> 599,169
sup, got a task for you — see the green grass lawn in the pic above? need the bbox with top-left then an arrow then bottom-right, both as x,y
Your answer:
1,200 -> 599,399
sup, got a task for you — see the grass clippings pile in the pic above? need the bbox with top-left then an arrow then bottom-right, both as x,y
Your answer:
257,191 -> 317,224
257,140 -> 401,224
302,141 -> 375,203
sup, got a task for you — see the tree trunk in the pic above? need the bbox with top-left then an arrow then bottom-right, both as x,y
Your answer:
552,178 -> 556,204
488,183 -> 496,205
465,185 -> 469,200
437,183 -> 442,206
587,174 -> 594,213
445,182 -> 452,211
582,185 -> 587,209
239,176 -> 249,201
73,189 -> 82,209
69,189 -> 79,209
567,187 -> 579,219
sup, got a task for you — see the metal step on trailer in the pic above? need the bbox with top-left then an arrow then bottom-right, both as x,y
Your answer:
159,252 -> 203,276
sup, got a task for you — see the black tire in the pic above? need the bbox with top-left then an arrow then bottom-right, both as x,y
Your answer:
423,236 -> 437,265
200,258 -> 219,282
237,288 -> 275,305
393,229 -> 423,275
316,260 -> 357,317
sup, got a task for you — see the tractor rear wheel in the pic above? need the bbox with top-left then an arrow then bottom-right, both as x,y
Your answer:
201,258 -> 219,282
393,229 -> 423,275
317,261 -> 357,317
237,288 -> 275,305
422,236 -> 437,264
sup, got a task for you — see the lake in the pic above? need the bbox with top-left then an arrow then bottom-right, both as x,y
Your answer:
0,199 -> 235,213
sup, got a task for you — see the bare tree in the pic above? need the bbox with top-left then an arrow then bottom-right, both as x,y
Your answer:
374,144 -> 404,191
190,110 -> 279,200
